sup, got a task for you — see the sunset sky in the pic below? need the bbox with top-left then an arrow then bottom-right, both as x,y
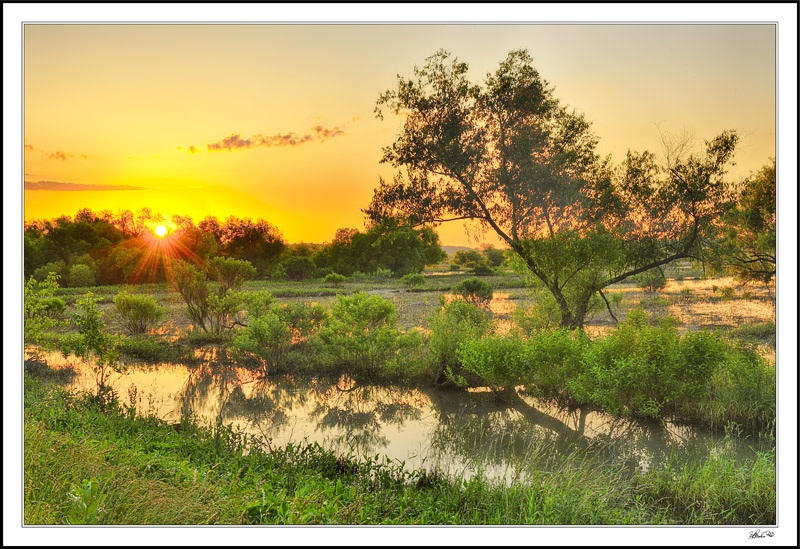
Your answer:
22,22 -> 777,246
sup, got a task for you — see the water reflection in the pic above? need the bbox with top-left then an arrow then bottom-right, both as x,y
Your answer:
31,351 -> 768,482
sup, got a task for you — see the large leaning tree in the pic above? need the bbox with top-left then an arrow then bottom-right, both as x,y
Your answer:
366,49 -> 739,329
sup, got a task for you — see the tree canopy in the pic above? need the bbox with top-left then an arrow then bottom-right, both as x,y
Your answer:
367,49 -> 741,328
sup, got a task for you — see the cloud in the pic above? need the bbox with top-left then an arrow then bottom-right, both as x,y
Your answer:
25,180 -> 146,191
188,145 -> 199,154
312,125 -> 345,141
47,150 -> 69,161
205,124 -> 347,152
207,133 -> 255,151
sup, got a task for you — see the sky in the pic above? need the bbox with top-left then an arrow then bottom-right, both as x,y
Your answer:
22,22 -> 777,247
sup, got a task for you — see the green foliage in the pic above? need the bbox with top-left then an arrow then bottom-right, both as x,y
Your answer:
242,290 -> 277,319
400,273 -> 426,289
452,250 -> 483,269
113,291 -> 166,335
452,277 -> 494,305
470,264 -> 496,276
573,314 -> 727,419
24,273 -> 66,349
730,321 -> 776,348
457,336 -> 531,391
171,260 -> 246,336
708,159 -> 775,285
61,294 -> 125,400
427,299 -> 492,385
315,292 -> 419,376
235,300 -> 327,374
207,256 -> 257,292
323,273 -> 346,287
718,286 -> 736,301
280,255 -> 317,281
66,478 -> 107,525
635,268 -> 667,292
32,261 -> 68,283
449,264 -> 461,271
314,224 -> 446,276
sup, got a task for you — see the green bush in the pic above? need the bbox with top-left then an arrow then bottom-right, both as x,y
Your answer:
574,314 -> 727,419
470,264 -> 495,276
171,260 -> 246,336
32,261 -> 68,284
449,264 -> 461,271
400,273 -> 425,290
457,336 -> 530,391
635,268 -> 666,293
323,273 -> 346,287
427,299 -> 491,386
39,297 -> 67,319
234,312 -> 292,373
315,292 -> 418,376
113,291 -> 166,335
281,256 -> 317,281
67,264 -> 96,288
25,273 -> 65,348
452,277 -> 494,306
718,286 -> 736,301
60,294 -> 125,401
207,256 -> 257,292
371,267 -> 393,281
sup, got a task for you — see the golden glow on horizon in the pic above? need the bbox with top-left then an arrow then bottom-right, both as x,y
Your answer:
23,24 -> 776,247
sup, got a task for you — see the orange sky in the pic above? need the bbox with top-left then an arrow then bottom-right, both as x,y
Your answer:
22,23 -> 776,246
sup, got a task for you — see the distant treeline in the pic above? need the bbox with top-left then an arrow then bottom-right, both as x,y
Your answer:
23,208 -> 447,286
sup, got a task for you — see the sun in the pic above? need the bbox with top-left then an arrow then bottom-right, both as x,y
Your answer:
154,225 -> 168,237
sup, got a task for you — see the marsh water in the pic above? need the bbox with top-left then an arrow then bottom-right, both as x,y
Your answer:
32,350 -> 768,483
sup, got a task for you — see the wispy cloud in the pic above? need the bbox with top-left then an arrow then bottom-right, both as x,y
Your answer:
25,180 -> 146,191
198,123 -> 348,153
47,151 -> 68,161
25,144 -> 86,161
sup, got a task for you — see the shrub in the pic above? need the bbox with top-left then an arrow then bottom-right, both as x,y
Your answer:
452,277 -> 494,306
281,256 -> 317,281
427,299 -> 491,386
67,264 -> 96,287
171,260 -> 246,336
449,264 -> 461,271
315,292 -> 418,376
470,264 -> 495,276
235,301 -> 326,374
207,257 -> 256,292
113,291 -> 166,335
32,261 -> 68,283
400,273 -> 425,290
234,312 -> 292,372
39,297 -> 67,320
323,273 -> 346,287
25,273 -> 65,348
60,294 -> 125,401
679,288 -> 695,301
718,286 -> 736,301
371,267 -> 393,281
635,268 -> 666,293
457,336 -> 530,391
